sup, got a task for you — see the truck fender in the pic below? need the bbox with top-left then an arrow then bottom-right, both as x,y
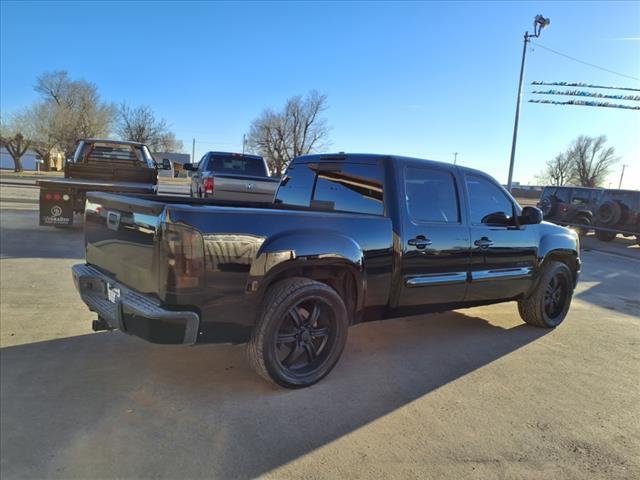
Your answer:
248,229 -> 365,309
536,232 -> 580,288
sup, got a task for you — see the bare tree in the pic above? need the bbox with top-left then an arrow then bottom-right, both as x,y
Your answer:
568,135 -> 618,187
247,91 -> 330,175
34,70 -> 115,158
0,113 -> 32,172
116,103 -> 183,152
536,153 -> 575,186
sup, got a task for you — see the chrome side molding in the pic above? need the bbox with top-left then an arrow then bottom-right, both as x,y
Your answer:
405,272 -> 467,287
471,267 -> 533,282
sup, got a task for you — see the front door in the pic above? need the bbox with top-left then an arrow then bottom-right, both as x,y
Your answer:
463,173 -> 538,302
398,164 -> 471,307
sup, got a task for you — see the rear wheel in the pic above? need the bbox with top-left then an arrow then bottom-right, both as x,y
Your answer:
595,230 -> 617,242
518,261 -> 573,328
247,277 -> 349,388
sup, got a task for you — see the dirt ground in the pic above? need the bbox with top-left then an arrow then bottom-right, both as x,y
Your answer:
1,183 -> 639,479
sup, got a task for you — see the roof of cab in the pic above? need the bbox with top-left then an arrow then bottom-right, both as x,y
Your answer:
81,138 -> 146,147
205,151 -> 263,159
294,152 -> 460,171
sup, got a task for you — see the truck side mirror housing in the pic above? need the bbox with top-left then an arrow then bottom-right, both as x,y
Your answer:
520,206 -> 543,225
183,163 -> 195,171
162,158 -> 172,170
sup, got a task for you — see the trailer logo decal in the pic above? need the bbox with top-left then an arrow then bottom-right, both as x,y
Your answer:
51,206 -> 63,217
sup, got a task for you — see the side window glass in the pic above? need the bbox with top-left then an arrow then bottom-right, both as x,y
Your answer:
312,163 -> 384,215
274,163 -> 316,207
466,174 -> 514,224
571,190 -> 590,205
404,167 -> 459,223
554,188 -> 570,203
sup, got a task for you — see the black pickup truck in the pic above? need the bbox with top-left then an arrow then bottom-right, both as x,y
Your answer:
72,153 -> 580,388
37,139 -> 170,226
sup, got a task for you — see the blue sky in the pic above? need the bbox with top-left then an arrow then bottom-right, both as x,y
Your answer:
1,1 -> 639,187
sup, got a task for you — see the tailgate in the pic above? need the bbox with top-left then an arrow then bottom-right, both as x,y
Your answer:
214,174 -> 278,200
84,193 -> 166,295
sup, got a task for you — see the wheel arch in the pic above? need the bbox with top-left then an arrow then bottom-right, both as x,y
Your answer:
248,231 -> 365,322
538,234 -> 580,287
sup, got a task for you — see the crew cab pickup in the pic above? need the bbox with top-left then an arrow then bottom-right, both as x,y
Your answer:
72,153 -> 580,388
185,152 -> 279,202
37,139 -> 169,227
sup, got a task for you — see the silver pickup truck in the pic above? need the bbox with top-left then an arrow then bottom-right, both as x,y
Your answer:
185,152 -> 280,202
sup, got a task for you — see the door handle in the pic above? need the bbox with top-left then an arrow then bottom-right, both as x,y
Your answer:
408,236 -> 432,249
474,237 -> 494,248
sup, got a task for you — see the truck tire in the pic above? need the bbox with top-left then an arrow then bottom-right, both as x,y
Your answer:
595,230 -> 617,242
247,277 -> 349,388
517,261 -> 573,328
573,214 -> 591,236
596,201 -> 622,225
539,197 -> 556,218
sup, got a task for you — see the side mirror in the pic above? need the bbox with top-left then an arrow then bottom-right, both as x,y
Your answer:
520,206 -> 543,225
183,163 -> 195,171
481,211 -> 511,225
162,158 -> 172,170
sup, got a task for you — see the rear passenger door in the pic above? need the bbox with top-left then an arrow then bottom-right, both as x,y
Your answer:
398,165 -> 471,307
463,173 -> 538,302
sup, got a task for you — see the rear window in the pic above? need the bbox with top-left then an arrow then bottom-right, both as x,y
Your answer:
312,163 -> 384,215
82,143 -> 142,165
206,155 -> 267,177
275,161 -> 385,215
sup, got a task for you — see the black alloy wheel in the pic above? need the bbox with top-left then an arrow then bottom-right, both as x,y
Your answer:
518,260 -> 573,328
248,277 -> 349,388
275,299 -> 334,375
543,272 -> 569,321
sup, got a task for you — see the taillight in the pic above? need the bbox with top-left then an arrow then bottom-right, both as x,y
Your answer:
204,177 -> 214,195
161,223 -> 205,290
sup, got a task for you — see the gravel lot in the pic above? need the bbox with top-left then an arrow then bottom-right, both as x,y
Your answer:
1,182 -> 638,479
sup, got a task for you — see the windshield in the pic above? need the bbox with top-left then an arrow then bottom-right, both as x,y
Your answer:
206,155 -> 268,177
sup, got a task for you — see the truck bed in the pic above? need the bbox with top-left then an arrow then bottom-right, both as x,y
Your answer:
83,191 -> 394,336
37,178 -> 157,193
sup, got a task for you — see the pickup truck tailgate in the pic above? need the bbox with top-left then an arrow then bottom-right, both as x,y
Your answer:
213,174 -> 278,201
84,193 -> 166,295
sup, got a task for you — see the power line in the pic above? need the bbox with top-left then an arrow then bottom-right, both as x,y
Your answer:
531,81 -> 640,92
530,41 -> 640,81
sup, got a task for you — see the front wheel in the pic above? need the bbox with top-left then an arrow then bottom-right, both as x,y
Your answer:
247,278 -> 349,388
518,261 -> 573,328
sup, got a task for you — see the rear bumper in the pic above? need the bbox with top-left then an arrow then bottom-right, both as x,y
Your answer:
72,264 -> 199,345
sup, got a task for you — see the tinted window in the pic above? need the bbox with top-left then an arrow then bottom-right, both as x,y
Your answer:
405,167 -> 459,223
274,163 -> 316,207
571,189 -> 592,205
205,155 -> 267,177
83,143 -> 141,165
540,187 -> 555,199
466,174 -> 514,224
554,188 -> 571,203
312,163 -> 384,215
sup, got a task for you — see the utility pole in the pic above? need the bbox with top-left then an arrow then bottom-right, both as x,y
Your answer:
453,152 -> 458,165
242,134 -> 246,155
191,138 -> 195,163
618,164 -> 628,189
507,14 -> 550,192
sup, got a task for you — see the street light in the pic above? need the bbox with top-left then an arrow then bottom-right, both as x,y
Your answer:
506,14 -> 551,192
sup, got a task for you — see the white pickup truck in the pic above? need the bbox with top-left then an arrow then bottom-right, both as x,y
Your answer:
185,152 -> 280,202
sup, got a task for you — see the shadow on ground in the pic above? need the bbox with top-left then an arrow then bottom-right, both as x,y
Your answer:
1,311 -> 548,478
575,250 -> 640,318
